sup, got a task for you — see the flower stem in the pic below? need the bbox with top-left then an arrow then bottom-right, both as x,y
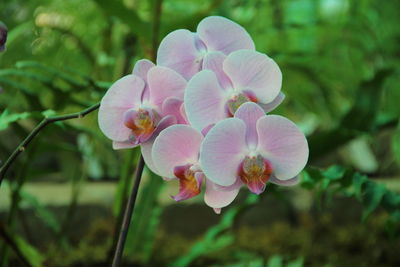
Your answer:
111,155 -> 145,267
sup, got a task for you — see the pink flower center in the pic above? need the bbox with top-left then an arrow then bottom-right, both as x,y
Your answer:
238,155 -> 272,195
123,108 -> 160,144
172,164 -> 202,201
226,91 -> 258,116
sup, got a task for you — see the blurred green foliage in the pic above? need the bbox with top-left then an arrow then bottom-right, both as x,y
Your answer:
0,0 -> 400,266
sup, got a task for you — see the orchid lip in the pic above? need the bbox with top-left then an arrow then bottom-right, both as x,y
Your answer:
123,107 -> 161,144
238,154 -> 272,195
172,164 -> 202,201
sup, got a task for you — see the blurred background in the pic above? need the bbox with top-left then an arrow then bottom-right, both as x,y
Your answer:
1,0 -> 400,266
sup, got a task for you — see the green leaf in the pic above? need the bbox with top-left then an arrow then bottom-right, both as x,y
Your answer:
20,190 -> 61,233
302,166 -> 400,225
361,182 -> 387,220
392,122 -> 400,165
287,257 -> 304,267
12,233 -> 44,267
93,0 -> 151,40
267,255 -> 283,267
0,109 -> 30,131
308,68 -> 393,161
170,193 -> 259,267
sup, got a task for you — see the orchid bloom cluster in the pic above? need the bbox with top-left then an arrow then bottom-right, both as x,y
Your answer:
98,16 -> 309,214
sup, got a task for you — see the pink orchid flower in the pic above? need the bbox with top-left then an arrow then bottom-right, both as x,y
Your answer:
157,16 -> 255,80
98,59 -> 187,171
151,124 -> 239,212
184,49 -> 284,132
200,102 -> 308,195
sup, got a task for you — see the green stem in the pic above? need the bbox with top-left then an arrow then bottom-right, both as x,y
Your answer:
111,155 -> 145,267
0,102 -> 100,186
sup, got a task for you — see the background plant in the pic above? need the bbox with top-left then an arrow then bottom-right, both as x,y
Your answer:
0,0 -> 399,266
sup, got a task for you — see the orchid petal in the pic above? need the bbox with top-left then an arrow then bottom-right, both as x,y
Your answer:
142,115 -> 177,176
152,125 -> 203,178
154,115 -> 177,136
184,70 -> 227,131
259,92 -> 285,113
197,16 -> 255,54
223,50 -> 282,103
256,115 -> 308,180
172,170 -> 203,202
141,139 -> 158,175
98,75 -> 145,141
200,118 -> 249,186
213,208 -> 221,214
132,59 -> 155,101
234,102 -> 265,148
270,175 -> 299,186
162,97 -> 187,124
157,29 -> 203,80
132,59 -> 154,82
112,141 -> 138,150
147,66 -> 186,107
202,51 -> 232,89
212,178 -> 243,192
204,179 -> 239,209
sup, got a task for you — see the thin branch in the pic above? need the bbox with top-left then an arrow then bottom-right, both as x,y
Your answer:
0,103 -> 100,186
111,155 -> 145,267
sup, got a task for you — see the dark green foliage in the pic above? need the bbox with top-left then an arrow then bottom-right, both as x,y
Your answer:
0,0 -> 400,266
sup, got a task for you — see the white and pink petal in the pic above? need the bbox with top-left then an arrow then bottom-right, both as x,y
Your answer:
184,70 -> 228,132
200,118 -> 249,186
204,179 -> 240,210
256,115 -> 309,180
147,66 -> 186,107
152,125 -> 203,178
157,29 -> 204,80
98,75 -> 145,141
223,50 -> 282,104
197,16 -> 255,54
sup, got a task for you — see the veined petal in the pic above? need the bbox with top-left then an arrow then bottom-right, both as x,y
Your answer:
154,114 -> 177,136
212,178 -> 243,192
202,52 -> 232,89
200,118 -> 249,186
152,125 -> 203,178
162,97 -> 187,124
197,16 -> 255,54
132,59 -> 155,82
204,179 -> 240,209
223,50 -> 282,103
184,70 -> 227,132
112,140 -> 138,150
98,75 -> 145,141
270,175 -> 299,186
147,66 -> 186,107
141,139 -> 158,175
132,59 -> 155,102
157,29 -> 203,80
142,115 -> 178,176
258,92 -> 285,113
256,115 -> 308,180
234,102 -> 265,149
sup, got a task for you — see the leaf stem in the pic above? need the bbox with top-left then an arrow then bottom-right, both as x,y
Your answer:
0,102 -> 100,186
